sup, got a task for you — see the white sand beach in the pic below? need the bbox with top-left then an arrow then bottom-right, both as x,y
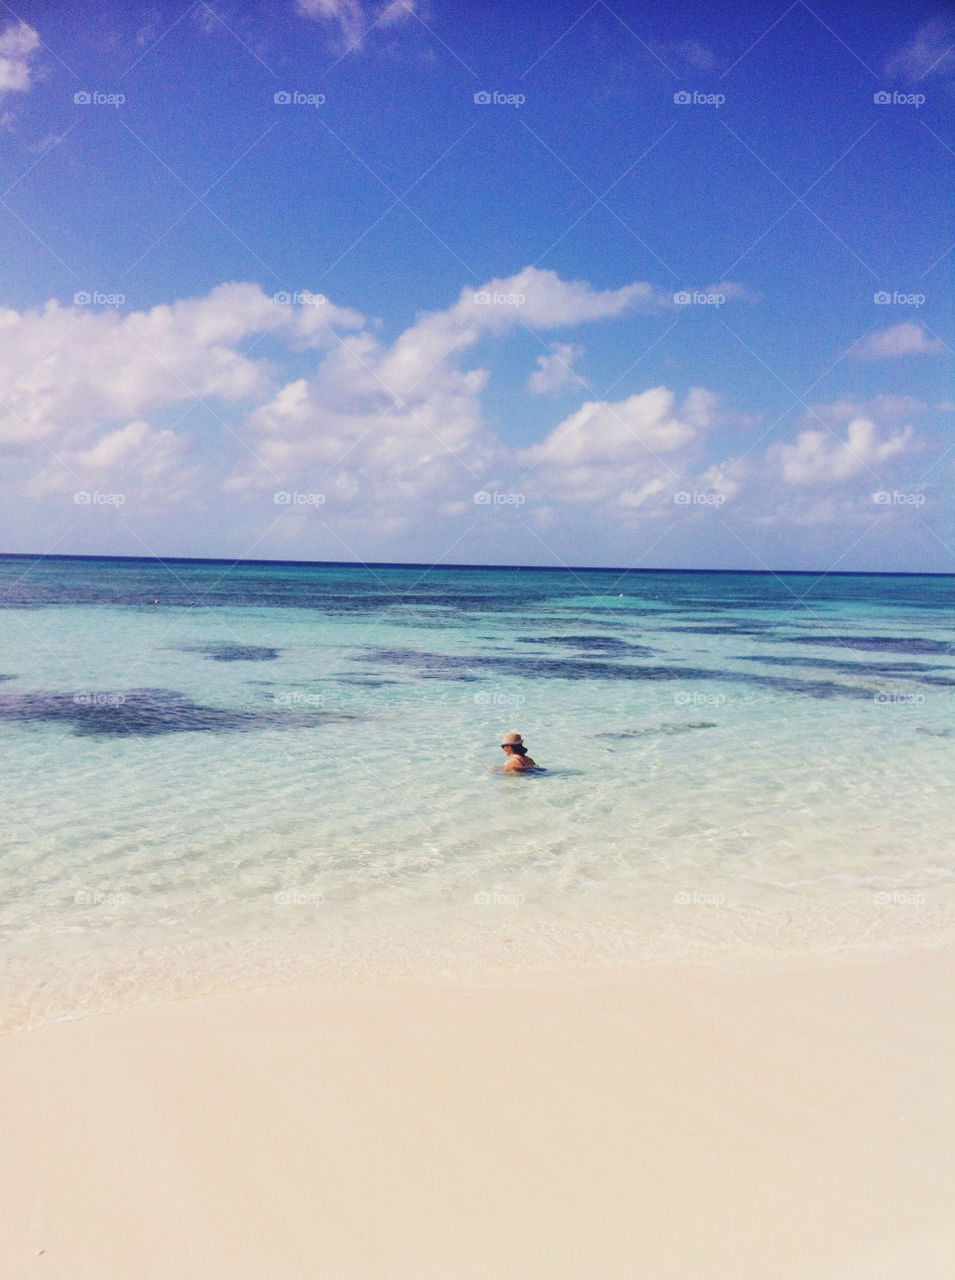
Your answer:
1,946 -> 953,1280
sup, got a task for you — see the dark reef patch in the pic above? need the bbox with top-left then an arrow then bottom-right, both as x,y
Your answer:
0,688 -> 358,737
514,635 -> 657,656
364,647 -> 714,682
661,624 -> 775,636
593,722 -> 718,739
175,642 -> 281,662
419,672 -> 482,682
734,655 -> 953,678
331,676 -> 402,687
734,674 -> 876,700
756,634 -> 955,656
362,647 -> 877,699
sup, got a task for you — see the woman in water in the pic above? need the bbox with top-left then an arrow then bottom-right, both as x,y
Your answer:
499,731 -> 536,772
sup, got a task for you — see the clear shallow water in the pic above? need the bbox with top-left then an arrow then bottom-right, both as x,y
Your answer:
1,556 -> 954,1029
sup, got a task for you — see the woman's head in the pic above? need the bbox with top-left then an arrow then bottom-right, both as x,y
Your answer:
501,731 -> 527,756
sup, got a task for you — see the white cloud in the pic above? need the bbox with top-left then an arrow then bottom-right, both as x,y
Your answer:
518,386 -> 717,507
4,270 -> 663,528
531,387 -> 705,465
696,458 -> 749,503
297,0 -> 365,46
379,0 -> 420,27
704,280 -> 761,303
526,343 -> 583,395
340,268 -> 654,403
6,269 -> 939,549
851,323 -> 944,360
885,18 -> 955,82
25,420 -> 200,512
295,0 -> 419,49
768,417 -> 915,484
0,21 -> 40,98
226,267 -> 666,519
227,340 -> 497,518
0,282 -> 363,453
465,268 -> 662,332
668,280 -> 759,308
804,395 -> 927,424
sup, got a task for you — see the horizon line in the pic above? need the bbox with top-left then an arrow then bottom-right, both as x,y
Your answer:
0,552 -> 950,579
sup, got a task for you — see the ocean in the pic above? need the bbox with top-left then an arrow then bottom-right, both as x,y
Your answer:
1,555 -> 953,1030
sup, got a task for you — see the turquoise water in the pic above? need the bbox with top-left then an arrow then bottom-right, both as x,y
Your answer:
2,556 -> 954,1028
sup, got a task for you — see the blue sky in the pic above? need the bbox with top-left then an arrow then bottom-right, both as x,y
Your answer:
0,0 -> 952,570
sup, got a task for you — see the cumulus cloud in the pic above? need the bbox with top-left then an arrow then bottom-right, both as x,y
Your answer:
768,418 -> 916,484
518,386 -> 718,507
6,269 -> 935,545
851,323 -> 945,360
3,269 -> 667,526
526,343 -> 584,395
226,267 -> 657,520
0,21 -> 40,98
885,17 -> 955,82
25,420 -> 200,511
696,458 -> 749,504
327,268 -> 656,407
2,283 -> 365,520
0,282 -> 363,453
467,268 -> 662,331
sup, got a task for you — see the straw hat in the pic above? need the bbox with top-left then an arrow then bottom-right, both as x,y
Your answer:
501,732 -> 523,746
